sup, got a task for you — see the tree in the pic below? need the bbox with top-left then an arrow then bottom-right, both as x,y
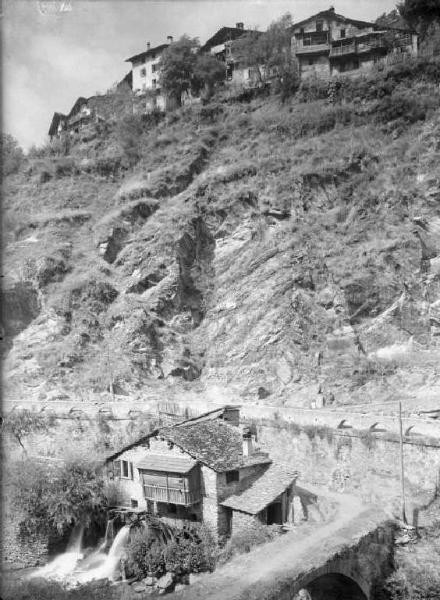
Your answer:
2,409 -> 55,453
398,0 -> 440,34
159,35 -> 200,105
1,133 -> 24,176
12,456 -> 107,538
193,54 -> 226,102
233,12 -> 299,93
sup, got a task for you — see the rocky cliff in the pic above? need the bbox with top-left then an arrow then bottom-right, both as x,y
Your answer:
3,64 -> 440,411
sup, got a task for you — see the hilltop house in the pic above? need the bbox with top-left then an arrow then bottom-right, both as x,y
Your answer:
291,7 -> 418,79
105,406 -> 308,538
125,37 -> 176,111
201,23 -> 263,88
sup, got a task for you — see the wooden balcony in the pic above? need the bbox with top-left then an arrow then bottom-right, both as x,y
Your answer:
296,43 -> 330,55
295,32 -> 330,55
143,484 -> 201,506
356,38 -> 387,53
330,43 -> 356,57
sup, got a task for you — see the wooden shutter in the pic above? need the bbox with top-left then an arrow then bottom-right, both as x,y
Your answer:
113,459 -> 121,478
130,462 -> 134,480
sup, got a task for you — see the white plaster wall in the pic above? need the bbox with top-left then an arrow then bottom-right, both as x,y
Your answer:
132,52 -> 164,93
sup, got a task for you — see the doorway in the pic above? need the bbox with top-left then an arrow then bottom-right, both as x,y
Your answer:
266,502 -> 282,525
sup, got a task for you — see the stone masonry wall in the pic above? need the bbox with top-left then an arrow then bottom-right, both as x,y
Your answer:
257,423 -> 440,521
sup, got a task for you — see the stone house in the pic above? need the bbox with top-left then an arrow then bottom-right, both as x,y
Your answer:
201,24 -> 263,89
105,406 -> 302,538
291,7 -> 418,79
125,37 -> 177,111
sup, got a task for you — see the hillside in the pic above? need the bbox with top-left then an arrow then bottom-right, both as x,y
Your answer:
3,59 -> 440,413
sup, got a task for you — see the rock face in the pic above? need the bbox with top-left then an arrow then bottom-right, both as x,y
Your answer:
3,95 -> 440,408
1,281 -> 40,351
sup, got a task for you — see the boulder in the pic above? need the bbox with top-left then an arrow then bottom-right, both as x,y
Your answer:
143,576 -> 157,586
131,581 -> 147,593
156,572 -> 175,592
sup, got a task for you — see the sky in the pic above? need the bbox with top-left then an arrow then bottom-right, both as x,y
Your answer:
3,0 -> 400,149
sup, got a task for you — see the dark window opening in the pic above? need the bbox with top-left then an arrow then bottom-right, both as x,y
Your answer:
122,460 -> 129,478
140,67 -> 146,77
152,63 -> 158,73
266,502 -> 282,525
300,27 -> 305,35
131,499 -> 138,508
308,58 -> 314,66
316,21 -> 323,32
340,29 -> 346,38
226,470 -> 239,484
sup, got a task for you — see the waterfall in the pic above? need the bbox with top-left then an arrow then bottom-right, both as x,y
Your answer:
28,523 -> 130,585
66,523 -> 84,554
98,517 -> 115,552
30,523 -> 84,579
76,525 -> 130,583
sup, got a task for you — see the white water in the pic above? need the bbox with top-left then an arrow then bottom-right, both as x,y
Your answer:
29,523 -> 130,586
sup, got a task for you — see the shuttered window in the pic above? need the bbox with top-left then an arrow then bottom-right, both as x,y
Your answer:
114,459 -> 134,479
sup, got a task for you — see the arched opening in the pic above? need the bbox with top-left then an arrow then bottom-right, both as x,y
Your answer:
298,572 -> 367,600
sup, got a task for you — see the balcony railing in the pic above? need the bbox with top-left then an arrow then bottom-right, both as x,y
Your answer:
356,38 -> 387,53
143,484 -> 201,506
330,43 -> 356,57
295,32 -> 330,54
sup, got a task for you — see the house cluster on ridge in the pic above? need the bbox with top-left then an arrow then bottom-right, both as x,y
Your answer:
105,406 -> 313,538
48,7 -> 418,140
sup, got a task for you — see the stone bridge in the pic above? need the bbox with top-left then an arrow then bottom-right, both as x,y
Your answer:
172,502 -> 395,600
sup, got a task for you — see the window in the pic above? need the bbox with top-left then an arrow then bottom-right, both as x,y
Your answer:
152,63 -> 158,73
120,460 -> 133,479
152,79 -> 157,87
168,503 -> 177,514
140,67 -> 146,77
131,499 -> 138,508
226,470 -> 239,484
340,29 -> 346,38
316,21 -> 323,32
308,58 -> 315,66
300,27 -> 305,35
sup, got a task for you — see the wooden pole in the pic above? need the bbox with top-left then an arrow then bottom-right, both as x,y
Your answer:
399,401 -> 407,524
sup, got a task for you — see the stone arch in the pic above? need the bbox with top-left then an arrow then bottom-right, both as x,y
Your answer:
294,562 -> 370,600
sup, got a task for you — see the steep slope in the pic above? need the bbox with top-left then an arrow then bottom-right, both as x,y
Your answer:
3,62 -> 440,411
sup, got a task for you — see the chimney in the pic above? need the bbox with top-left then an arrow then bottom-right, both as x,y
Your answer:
329,6 -> 335,12
236,22 -> 244,30
222,405 -> 240,427
167,35 -> 173,44
147,42 -> 150,50
242,428 -> 254,457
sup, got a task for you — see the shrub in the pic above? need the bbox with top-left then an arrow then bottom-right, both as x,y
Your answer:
126,523 -> 216,579
1,133 -> 24,176
54,157 -> 77,178
375,90 -> 437,126
115,114 -> 145,166
126,529 -> 166,579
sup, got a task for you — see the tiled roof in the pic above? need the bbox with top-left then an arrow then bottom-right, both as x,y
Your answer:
221,463 -> 299,515
136,454 -> 197,474
161,420 -> 271,472
293,9 -> 378,31
201,26 -> 260,52
126,43 -> 169,64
